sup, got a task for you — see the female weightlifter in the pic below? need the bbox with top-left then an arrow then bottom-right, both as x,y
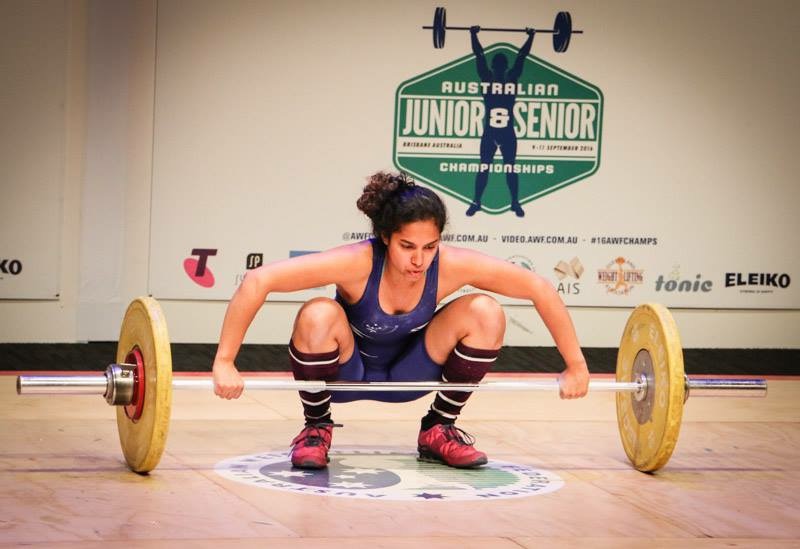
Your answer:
212,172 -> 589,469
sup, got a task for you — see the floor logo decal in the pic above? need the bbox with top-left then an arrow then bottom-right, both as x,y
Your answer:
216,447 -> 564,501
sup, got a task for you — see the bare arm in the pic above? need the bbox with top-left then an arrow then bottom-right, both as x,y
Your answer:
440,246 -> 589,397
212,241 -> 371,398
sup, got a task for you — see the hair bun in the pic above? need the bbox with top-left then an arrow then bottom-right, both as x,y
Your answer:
356,172 -> 414,219
355,171 -> 446,241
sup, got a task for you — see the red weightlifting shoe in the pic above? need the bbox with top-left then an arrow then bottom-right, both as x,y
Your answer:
417,424 -> 488,468
290,423 -> 340,469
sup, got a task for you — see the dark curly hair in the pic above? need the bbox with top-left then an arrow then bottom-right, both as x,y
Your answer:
356,172 -> 447,240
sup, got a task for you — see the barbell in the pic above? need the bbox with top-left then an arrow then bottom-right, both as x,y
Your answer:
16,297 -> 766,474
423,7 -> 584,52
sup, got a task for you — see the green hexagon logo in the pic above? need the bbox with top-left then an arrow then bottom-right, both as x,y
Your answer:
393,43 -> 603,216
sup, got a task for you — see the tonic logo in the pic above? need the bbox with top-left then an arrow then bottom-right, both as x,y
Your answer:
725,273 -> 791,288
246,253 -> 263,269
184,248 -> 217,288
655,274 -> 712,293
0,259 -> 23,276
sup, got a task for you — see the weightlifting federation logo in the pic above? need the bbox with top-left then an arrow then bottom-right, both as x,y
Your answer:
598,257 -> 644,296
216,448 -> 563,501
393,43 -> 603,216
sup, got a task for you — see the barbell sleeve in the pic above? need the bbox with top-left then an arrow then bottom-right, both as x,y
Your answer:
685,378 -> 768,397
17,375 -> 108,396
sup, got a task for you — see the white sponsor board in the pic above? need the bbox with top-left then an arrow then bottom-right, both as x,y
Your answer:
148,0 -> 799,310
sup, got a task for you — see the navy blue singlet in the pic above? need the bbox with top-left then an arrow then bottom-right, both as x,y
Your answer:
336,239 -> 439,371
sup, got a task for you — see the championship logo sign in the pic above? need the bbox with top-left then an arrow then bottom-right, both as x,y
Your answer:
393,42 -> 603,216
216,448 -> 564,501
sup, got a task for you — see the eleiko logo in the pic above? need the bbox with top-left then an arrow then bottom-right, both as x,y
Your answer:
0,259 -> 22,276
724,273 -> 791,289
184,248 -> 217,288
216,448 -> 564,501
597,257 -> 643,296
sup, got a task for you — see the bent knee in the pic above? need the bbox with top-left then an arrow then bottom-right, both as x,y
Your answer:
295,297 -> 346,327
467,293 -> 503,318
466,294 -> 505,337
293,298 -> 348,343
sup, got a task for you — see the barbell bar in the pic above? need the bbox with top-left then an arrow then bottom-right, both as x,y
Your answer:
422,7 -> 584,52
14,297 -> 768,475
16,372 -> 766,398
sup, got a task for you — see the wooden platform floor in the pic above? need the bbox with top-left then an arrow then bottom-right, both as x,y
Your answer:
1,373 -> 798,548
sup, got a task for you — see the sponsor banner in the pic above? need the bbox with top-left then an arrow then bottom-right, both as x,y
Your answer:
0,253 -> 59,299
149,246 -> 334,301
147,232 -> 798,309
1,171 -> 62,299
148,10 -> 798,309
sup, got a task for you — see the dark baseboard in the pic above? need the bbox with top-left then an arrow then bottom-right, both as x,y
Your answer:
1,343 -> 797,375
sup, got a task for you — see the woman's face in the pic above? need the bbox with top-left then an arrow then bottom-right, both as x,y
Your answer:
383,219 -> 441,282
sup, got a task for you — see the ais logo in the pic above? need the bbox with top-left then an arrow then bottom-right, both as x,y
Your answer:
184,248 -> 217,288
554,257 -> 583,295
